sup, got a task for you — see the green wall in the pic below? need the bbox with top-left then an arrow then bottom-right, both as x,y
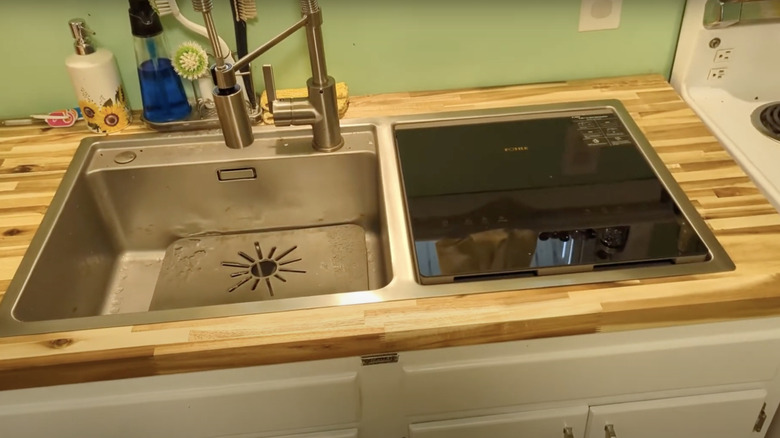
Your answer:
0,0 -> 685,119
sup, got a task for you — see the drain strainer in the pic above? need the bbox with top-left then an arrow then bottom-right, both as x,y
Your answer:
222,242 -> 306,296
751,102 -> 780,142
149,224 -> 369,311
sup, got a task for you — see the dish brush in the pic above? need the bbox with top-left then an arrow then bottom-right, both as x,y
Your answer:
230,0 -> 258,108
149,0 -> 234,64
172,41 -> 213,108
173,41 -> 209,80
149,0 -> 251,109
232,0 -> 257,21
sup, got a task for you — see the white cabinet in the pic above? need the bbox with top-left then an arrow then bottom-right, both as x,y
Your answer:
257,430 -> 358,438
585,390 -> 767,438
2,318 -> 780,438
405,390 -> 769,438
398,321 -> 780,417
0,357 -> 361,438
393,318 -> 780,438
408,406 -> 588,438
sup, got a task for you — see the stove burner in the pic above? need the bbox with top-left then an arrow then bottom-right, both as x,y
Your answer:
751,102 -> 780,141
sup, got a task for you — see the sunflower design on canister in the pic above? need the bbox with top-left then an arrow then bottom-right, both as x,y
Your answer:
78,99 -> 99,121
95,102 -> 131,132
79,86 -> 132,134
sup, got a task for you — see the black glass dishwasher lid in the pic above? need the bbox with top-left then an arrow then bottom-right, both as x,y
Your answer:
394,108 -> 711,285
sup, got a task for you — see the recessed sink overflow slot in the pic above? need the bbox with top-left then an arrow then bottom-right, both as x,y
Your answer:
217,167 -> 257,181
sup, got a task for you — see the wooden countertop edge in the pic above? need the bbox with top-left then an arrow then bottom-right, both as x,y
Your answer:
2,74 -> 780,390
3,294 -> 780,390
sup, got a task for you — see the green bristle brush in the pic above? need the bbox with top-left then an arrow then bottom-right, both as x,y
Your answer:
172,41 -> 212,107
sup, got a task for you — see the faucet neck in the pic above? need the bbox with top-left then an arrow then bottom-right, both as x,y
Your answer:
304,10 -> 329,86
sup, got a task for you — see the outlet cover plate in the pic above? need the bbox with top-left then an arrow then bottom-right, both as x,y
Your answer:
579,0 -> 623,32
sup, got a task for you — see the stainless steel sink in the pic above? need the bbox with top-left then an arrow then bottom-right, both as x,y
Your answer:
0,101 -> 734,337
0,125 -> 394,335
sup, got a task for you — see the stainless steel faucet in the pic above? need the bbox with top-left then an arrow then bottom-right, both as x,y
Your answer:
192,0 -> 344,151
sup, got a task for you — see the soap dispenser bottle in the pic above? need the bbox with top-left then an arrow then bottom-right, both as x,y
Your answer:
128,0 -> 191,123
66,19 -> 132,134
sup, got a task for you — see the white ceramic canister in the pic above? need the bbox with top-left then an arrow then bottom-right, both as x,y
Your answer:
65,18 -> 132,134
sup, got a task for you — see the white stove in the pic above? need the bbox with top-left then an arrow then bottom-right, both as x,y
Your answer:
671,0 -> 780,211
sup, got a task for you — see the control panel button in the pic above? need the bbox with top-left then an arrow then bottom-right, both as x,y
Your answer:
579,128 -> 603,136
597,119 -> 621,129
607,135 -> 632,146
584,136 -> 609,146
604,127 -> 628,136
577,121 -> 598,129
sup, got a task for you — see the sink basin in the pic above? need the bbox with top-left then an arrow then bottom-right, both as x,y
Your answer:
0,125 -> 393,335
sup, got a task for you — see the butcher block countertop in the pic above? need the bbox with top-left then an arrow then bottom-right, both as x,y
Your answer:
1,74 -> 780,390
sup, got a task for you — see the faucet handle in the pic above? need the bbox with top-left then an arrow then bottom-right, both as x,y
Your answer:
262,64 -> 277,111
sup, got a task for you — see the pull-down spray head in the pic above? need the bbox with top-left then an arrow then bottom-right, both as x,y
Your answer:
191,0 -> 248,148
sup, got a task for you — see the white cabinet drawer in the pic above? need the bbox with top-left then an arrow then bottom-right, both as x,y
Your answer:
409,406 -> 588,438
0,358 -> 360,438
585,390 -> 767,438
401,323 -> 780,415
225,429 -> 359,438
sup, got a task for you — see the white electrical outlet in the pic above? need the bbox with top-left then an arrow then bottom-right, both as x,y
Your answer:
714,49 -> 733,63
708,67 -> 727,80
579,0 -> 623,32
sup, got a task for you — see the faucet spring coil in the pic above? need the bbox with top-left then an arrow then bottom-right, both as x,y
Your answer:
192,0 -> 213,13
300,0 -> 320,14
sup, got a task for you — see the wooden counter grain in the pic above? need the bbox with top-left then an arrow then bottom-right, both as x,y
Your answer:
1,74 -> 780,390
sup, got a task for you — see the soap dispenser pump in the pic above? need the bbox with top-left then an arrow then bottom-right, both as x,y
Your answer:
66,18 -> 132,134
128,0 -> 191,123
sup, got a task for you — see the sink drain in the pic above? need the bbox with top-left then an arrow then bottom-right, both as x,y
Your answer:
222,243 -> 306,296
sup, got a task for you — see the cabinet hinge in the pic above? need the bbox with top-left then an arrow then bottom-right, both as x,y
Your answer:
754,403 -> 768,432
361,352 -> 399,366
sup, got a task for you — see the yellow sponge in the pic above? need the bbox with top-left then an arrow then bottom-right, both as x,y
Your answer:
260,82 -> 349,125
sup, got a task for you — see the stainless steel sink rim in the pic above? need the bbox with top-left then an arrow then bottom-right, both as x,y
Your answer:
0,100 -> 734,337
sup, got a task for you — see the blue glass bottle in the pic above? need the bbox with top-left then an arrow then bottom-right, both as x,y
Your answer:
129,0 -> 191,123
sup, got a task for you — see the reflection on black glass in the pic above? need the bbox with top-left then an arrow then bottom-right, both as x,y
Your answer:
396,112 -> 710,281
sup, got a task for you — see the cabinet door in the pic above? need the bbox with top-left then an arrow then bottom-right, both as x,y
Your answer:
409,406 -> 588,438
254,430 -> 358,438
400,321 -> 780,416
585,390 -> 766,438
0,358 -> 361,438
